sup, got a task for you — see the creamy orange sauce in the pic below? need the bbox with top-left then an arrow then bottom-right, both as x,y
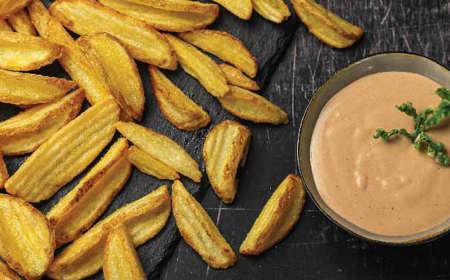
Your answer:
310,72 -> 450,236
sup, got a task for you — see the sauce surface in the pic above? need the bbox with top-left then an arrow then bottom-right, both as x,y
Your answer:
310,72 -> 450,236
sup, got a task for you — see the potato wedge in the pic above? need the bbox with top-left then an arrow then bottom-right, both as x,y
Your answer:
0,194 -> 55,279
0,152 -> 8,188
240,174 -> 306,255
128,145 -> 180,180
116,121 -> 202,182
99,0 -> 219,32
7,9 -> 36,34
179,29 -> 257,78
5,99 -> 119,202
252,0 -> 290,23
103,225 -> 146,280
213,0 -> 252,20
164,34 -> 229,97
203,120 -> 251,203
48,185 -> 171,280
219,86 -> 288,125
49,0 -> 177,69
77,33 -> 145,121
0,0 -> 31,19
172,180 -> 237,269
0,31 -> 62,71
0,89 -> 84,156
0,69 -> 76,106
0,259 -> 21,280
291,0 -> 363,48
47,138 -> 131,247
0,19 -> 12,31
150,66 -> 210,131
220,63 -> 260,91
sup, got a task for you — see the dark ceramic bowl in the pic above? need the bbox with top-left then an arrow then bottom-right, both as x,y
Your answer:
297,53 -> 450,245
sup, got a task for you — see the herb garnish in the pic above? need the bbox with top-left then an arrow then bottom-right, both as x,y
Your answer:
374,88 -> 450,167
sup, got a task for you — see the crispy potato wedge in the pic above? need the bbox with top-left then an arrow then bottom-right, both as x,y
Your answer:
213,0 -> 252,20
220,63 -> 260,91
0,69 -> 76,106
0,89 -> 84,156
7,9 -> 36,34
99,0 -> 219,32
116,121 -> 202,182
0,31 -> 62,71
0,194 -> 55,279
150,66 -> 210,131
172,180 -> 237,268
128,145 -> 180,180
218,86 -> 288,125
0,0 -> 31,19
252,0 -> 290,23
164,34 -> 229,97
291,0 -> 363,48
5,99 -> 119,202
77,33 -> 145,121
47,138 -> 131,247
203,120 -> 251,203
49,0 -> 177,69
103,225 -> 146,280
48,185 -> 171,280
0,152 -> 8,188
180,29 -> 257,78
0,19 -> 12,31
0,259 -> 21,280
240,174 -> 306,255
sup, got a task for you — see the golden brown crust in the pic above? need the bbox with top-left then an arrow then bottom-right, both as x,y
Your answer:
0,0 -> 32,19
0,19 -> 12,31
213,0 -> 252,20
252,0 -> 290,23
7,9 -> 36,35
220,63 -> 260,91
0,152 -> 8,189
0,259 -> 21,280
128,145 -> 180,180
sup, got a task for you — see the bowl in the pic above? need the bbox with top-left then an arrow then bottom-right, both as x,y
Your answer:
297,52 -> 450,245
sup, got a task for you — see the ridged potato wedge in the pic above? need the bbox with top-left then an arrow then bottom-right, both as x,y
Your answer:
150,66 -> 211,131
7,9 -> 36,34
116,121 -> 202,182
5,99 -> 119,202
203,120 -> 251,203
0,0 -> 31,19
103,225 -> 146,280
173,180 -> 237,269
0,31 -> 62,71
180,29 -> 257,78
220,63 -> 260,91
128,145 -> 180,180
0,259 -> 21,280
0,89 -> 84,156
213,0 -> 252,20
47,138 -> 131,247
49,0 -> 177,69
164,34 -> 229,98
0,69 -> 76,106
99,0 -> 219,32
48,185 -> 171,280
0,152 -> 8,188
252,0 -> 290,23
291,0 -> 363,48
218,86 -> 288,125
0,19 -> 12,31
240,174 -> 305,255
0,194 -> 55,279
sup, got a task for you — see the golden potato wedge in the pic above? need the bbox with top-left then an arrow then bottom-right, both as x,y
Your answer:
213,0 -> 252,20
116,121 -> 202,182
128,145 -> 180,180
179,29 -> 257,78
0,259 -> 21,280
0,19 -> 12,31
103,225 -> 146,280
0,152 -> 8,188
0,31 -> 62,71
7,9 -> 36,34
240,174 -> 306,255
164,34 -> 229,97
0,194 -> 55,279
0,89 -> 84,156
47,138 -> 131,247
77,33 -> 145,121
172,180 -> 237,269
5,99 -> 119,202
203,120 -> 251,203
49,0 -> 177,69
99,0 -> 219,32
252,0 -> 290,23
218,86 -> 288,125
0,0 -> 31,19
220,63 -> 260,91
150,66 -> 210,131
291,0 -> 363,48
0,69 -> 76,106
48,185 -> 171,280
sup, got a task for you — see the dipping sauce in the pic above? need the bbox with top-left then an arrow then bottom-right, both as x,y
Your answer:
310,72 -> 450,236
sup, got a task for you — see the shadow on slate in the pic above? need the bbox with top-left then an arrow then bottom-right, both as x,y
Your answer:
0,1 -> 300,279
